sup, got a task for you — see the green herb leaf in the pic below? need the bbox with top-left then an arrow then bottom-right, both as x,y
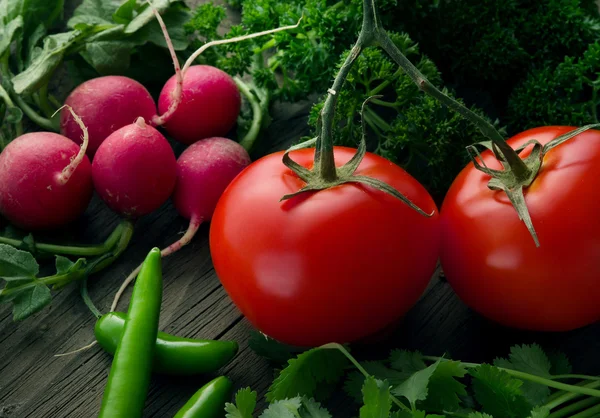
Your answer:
528,406 -> 550,418
344,361 -> 408,402
0,244 -> 39,280
470,364 -> 532,418
468,413 -> 494,418
389,350 -> 427,374
392,359 -> 441,408
359,377 -> 391,418
12,282 -> 51,320
494,345 -> 551,406
547,351 -> 572,375
422,360 -> 467,413
248,330 -> 298,363
225,387 -> 257,418
300,397 -> 331,418
267,346 -> 349,402
260,398 -> 302,418
52,256 -> 86,290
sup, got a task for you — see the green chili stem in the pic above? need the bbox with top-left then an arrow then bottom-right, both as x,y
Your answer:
12,94 -> 57,132
320,342 -> 410,412
548,396 -> 600,418
0,222 -> 125,257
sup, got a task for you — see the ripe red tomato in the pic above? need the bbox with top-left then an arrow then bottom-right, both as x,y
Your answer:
440,126 -> 600,331
210,147 -> 440,347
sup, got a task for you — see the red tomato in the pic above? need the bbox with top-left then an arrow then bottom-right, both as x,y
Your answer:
209,147 -> 440,347
440,126 -> 600,331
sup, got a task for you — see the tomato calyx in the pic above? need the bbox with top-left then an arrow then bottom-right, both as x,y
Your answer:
466,124 -> 600,247
281,98 -> 433,217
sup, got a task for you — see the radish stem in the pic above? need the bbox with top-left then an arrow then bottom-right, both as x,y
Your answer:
54,105 -> 89,185
110,216 -> 203,312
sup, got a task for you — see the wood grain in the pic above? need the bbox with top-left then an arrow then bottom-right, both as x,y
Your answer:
3,2 -> 600,417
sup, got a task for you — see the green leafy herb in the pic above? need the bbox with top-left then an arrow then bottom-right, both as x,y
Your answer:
225,387 -> 258,418
360,377 -> 392,418
392,359 -> 440,408
267,345 -> 349,401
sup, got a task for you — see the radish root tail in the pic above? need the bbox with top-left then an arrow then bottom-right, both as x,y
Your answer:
54,104 -> 89,185
110,216 -> 203,312
147,0 -> 183,127
54,340 -> 98,357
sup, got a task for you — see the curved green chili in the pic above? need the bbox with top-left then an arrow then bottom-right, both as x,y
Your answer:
95,312 -> 239,375
174,376 -> 233,418
98,248 -> 163,418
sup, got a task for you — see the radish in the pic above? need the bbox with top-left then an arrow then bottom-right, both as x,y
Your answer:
0,106 -> 93,230
157,66 -> 241,145
148,3 -> 303,145
60,76 -> 156,158
110,137 -> 251,311
91,117 -> 177,218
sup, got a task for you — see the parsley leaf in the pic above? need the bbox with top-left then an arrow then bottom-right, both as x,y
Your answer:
359,377 -> 391,418
392,359 -> 441,408
470,364 -> 532,418
494,345 -> 551,406
225,387 -> 257,418
267,346 -> 348,402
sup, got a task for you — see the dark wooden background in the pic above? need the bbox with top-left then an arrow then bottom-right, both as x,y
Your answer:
2,2 -> 600,417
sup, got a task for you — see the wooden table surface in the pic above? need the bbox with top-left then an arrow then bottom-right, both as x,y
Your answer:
2,3 -> 600,417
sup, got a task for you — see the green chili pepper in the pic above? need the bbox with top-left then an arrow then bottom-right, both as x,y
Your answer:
95,312 -> 239,375
98,248 -> 163,418
174,376 -> 233,418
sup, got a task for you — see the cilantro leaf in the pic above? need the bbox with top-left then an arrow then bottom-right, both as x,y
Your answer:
421,360 -> 467,413
470,364 -> 532,418
248,330 -> 298,363
260,398 -> 302,418
225,387 -> 257,418
359,377 -> 391,418
547,352 -> 572,375
266,346 -> 348,402
344,361 -> 410,402
393,411 -> 444,418
389,350 -> 427,374
300,397 -> 332,418
392,359 -> 441,408
494,345 -> 552,406
0,244 -> 39,280
12,283 -> 51,320
468,413 -> 494,418
529,406 -> 550,418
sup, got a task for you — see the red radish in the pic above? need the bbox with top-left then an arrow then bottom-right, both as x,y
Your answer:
0,107 -> 93,230
92,117 -> 177,218
157,66 -> 241,145
60,76 -> 156,158
147,3 -> 303,144
110,137 -> 251,311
